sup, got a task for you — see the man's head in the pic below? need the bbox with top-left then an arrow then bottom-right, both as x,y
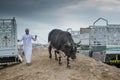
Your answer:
25,28 -> 29,35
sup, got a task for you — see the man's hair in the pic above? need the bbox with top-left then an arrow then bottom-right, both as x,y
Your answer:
25,28 -> 29,31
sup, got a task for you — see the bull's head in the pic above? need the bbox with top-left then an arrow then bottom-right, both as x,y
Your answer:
64,42 -> 77,59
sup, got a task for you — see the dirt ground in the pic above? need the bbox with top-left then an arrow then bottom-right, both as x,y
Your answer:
0,48 -> 120,80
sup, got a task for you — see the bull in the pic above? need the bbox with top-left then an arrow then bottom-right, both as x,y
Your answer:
48,29 -> 77,68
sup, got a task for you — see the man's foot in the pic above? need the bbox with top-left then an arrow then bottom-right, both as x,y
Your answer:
26,63 -> 31,66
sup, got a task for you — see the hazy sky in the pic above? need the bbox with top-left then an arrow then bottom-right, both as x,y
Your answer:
0,0 -> 120,44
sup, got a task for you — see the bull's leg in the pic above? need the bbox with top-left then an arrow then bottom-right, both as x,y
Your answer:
54,50 -> 58,61
48,45 -> 52,59
67,56 -> 70,68
58,57 -> 62,65
58,51 -> 62,65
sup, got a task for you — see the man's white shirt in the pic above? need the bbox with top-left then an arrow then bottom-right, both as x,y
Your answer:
21,34 -> 36,48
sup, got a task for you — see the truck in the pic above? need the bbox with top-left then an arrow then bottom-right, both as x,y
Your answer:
0,18 -> 22,66
89,18 -> 120,65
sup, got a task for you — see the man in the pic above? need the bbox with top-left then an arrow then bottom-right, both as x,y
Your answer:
18,28 -> 37,66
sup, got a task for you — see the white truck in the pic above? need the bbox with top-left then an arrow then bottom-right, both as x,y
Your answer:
0,18 -> 22,66
89,18 -> 120,65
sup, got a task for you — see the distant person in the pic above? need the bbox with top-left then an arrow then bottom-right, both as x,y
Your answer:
18,28 -> 37,66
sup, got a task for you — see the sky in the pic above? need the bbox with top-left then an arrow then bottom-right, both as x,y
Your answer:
0,0 -> 120,44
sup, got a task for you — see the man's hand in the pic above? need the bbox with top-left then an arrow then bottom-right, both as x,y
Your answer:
17,40 -> 20,42
35,35 -> 37,39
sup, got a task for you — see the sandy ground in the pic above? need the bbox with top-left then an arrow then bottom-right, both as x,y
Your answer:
0,48 -> 120,80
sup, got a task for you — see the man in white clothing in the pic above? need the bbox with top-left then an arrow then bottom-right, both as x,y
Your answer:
18,28 -> 37,66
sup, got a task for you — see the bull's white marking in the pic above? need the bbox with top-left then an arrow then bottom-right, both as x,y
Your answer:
53,49 -> 66,58
59,50 -> 66,58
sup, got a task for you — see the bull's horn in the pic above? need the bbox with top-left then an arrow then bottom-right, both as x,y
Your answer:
77,41 -> 81,45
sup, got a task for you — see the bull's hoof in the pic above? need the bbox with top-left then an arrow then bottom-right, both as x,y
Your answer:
59,62 -> 62,65
49,56 -> 52,59
67,65 -> 70,68
55,58 -> 58,61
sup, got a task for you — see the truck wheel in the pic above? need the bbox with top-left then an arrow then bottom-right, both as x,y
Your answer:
89,51 -> 93,57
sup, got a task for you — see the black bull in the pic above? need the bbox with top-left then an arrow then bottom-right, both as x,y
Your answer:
48,29 -> 77,68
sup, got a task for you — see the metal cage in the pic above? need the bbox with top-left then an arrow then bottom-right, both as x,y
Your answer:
0,18 -> 22,65
89,18 -> 120,64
